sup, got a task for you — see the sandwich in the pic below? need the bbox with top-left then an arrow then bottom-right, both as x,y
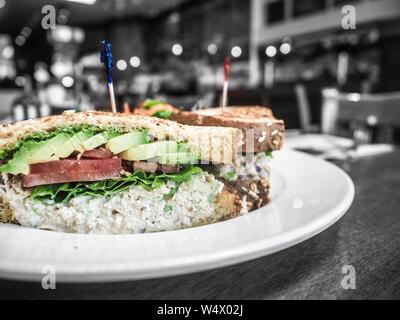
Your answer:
134,102 -> 285,211
0,111 -> 244,234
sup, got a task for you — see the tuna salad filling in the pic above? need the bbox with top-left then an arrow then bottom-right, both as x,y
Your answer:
0,172 -> 223,234
211,152 -> 271,182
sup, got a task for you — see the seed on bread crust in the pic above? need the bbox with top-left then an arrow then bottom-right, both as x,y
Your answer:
248,190 -> 259,200
222,178 -> 270,212
258,131 -> 267,143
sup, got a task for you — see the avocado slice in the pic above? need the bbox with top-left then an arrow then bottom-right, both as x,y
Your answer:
82,133 -> 110,151
29,133 -> 70,164
120,141 -> 178,161
0,133 -> 73,175
156,152 -> 198,165
0,142 -> 34,175
54,131 -> 94,158
106,131 -> 148,154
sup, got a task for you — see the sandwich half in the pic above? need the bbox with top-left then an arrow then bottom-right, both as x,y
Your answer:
0,111 -> 244,234
149,105 -> 285,211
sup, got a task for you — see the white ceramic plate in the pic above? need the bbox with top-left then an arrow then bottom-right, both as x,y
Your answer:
0,150 -> 354,282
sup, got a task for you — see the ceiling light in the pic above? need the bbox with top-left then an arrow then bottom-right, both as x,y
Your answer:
59,8 -> 70,17
52,26 -> 73,42
168,12 -> 180,24
15,35 -> 26,46
57,14 -> 69,25
2,46 -> 14,59
207,44 -> 218,55
62,76 -> 74,88
34,65 -> 50,83
172,43 -> 183,56
347,93 -> 361,102
21,27 -> 32,38
51,59 -> 73,78
15,76 -> 26,87
265,46 -> 277,58
367,115 -> 378,126
231,46 -> 242,58
0,0 -> 5,9
66,0 -> 97,5
116,59 -> 127,71
368,29 -> 380,43
74,28 -> 85,43
280,43 -> 291,55
129,56 -> 141,68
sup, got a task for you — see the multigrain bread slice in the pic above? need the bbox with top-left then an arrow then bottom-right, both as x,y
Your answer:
171,106 -> 285,152
223,179 -> 270,212
0,194 -> 16,224
0,111 -> 243,164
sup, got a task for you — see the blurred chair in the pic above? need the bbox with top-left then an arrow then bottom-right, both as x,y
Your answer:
322,89 -> 400,144
192,91 -> 216,110
3,77 -> 47,122
0,89 -> 22,119
321,88 -> 340,135
295,84 -> 319,133
10,94 -> 42,122
294,83 -> 323,133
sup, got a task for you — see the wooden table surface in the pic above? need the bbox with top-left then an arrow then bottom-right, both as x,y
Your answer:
1,150 -> 400,300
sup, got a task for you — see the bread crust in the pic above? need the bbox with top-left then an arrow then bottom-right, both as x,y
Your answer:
0,193 -> 16,224
0,111 -> 243,164
222,178 -> 270,212
171,106 -> 285,152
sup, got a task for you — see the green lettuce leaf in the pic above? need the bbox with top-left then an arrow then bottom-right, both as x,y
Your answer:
265,151 -> 273,158
143,99 -> 166,110
152,110 -> 172,119
30,166 -> 203,203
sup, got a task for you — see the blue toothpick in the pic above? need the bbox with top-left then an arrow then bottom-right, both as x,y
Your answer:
100,39 -> 117,113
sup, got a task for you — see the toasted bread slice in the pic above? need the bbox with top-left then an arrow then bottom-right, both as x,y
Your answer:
222,178 -> 270,212
171,106 -> 285,152
0,111 -> 243,164
0,194 -> 16,224
190,187 -> 243,227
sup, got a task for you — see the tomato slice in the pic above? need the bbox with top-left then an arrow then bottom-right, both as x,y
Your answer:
23,158 -> 122,187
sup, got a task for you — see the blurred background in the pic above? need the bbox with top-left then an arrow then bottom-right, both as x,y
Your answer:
0,0 -> 400,149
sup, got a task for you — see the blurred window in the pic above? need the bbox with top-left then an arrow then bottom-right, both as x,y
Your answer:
333,0 -> 360,7
266,0 -> 285,25
293,0 -> 326,18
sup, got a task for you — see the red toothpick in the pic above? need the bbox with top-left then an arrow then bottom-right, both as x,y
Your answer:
224,56 -> 230,82
221,56 -> 230,111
